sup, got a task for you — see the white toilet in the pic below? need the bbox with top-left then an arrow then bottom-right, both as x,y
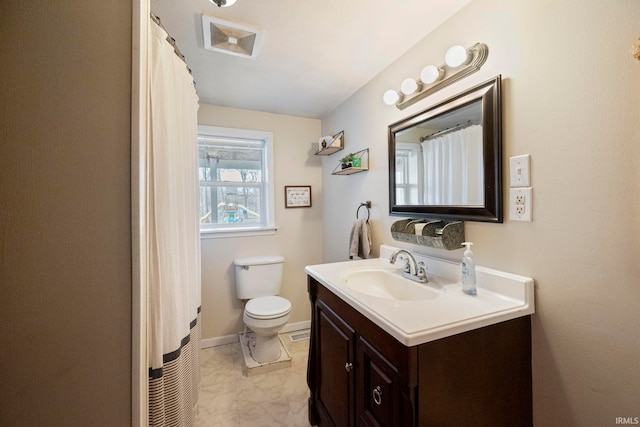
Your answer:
234,255 -> 291,363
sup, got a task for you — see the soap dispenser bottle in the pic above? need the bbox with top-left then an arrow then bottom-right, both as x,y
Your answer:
461,242 -> 477,296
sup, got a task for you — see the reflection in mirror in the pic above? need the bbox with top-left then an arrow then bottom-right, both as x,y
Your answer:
389,75 -> 502,222
395,101 -> 483,206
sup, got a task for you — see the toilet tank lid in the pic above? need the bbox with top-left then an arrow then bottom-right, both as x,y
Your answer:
234,255 -> 284,267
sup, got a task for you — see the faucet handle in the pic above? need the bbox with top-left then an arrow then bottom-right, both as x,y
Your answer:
417,262 -> 427,280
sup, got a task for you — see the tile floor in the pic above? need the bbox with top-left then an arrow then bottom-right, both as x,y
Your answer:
196,333 -> 312,427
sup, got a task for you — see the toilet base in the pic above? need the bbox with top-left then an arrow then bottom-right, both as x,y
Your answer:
238,331 -> 292,376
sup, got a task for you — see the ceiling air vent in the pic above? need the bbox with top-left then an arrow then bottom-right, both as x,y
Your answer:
202,15 -> 262,59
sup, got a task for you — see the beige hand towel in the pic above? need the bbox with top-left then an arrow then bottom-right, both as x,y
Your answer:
349,219 -> 372,259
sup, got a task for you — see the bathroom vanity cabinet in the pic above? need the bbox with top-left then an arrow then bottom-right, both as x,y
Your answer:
306,276 -> 532,426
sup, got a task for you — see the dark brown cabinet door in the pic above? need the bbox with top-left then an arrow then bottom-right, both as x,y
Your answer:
316,300 -> 356,427
357,337 -> 401,427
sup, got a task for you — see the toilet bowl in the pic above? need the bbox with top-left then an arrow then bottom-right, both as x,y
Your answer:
243,296 -> 291,363
234,256 -> 291,364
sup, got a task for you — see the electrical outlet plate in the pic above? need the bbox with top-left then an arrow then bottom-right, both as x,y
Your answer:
509,187 -> 532,221
509,154 -> 531,187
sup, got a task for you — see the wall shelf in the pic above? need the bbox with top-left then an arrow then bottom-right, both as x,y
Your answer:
314,131 -> 344,156
331,148 -> 369,175
332,166 -> 367,175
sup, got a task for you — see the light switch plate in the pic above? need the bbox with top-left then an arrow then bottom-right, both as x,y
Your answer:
509,187 -> 532,222
509,154 -> 531,187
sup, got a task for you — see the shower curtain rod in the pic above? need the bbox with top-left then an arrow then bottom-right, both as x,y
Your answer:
151,13 -> 194,78
419,120 -> 479,142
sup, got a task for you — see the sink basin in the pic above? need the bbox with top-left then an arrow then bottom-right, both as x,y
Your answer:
339,267 -> 442,301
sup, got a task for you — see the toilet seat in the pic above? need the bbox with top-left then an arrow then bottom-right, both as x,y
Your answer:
245,296 -> 291,320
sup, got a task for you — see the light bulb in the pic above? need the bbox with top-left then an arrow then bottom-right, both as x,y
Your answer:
420,65 -> 444,84
400,78 -> 420,95
210,0 -> 237,7
445,45 -> 471,68
383,90 -> 401,105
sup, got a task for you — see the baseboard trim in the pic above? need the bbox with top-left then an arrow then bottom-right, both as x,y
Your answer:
201,334 -> 238,349
281,320 -> 311,334
200,320 -> 311,349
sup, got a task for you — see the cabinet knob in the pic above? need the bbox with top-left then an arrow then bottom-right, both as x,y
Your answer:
372,386 -> 383,405
345,362 -> 353,372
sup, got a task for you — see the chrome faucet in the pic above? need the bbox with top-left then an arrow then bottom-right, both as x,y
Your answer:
389,249 -> 428,283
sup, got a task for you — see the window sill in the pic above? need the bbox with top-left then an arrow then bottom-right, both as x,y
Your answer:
200,225 -> 278,240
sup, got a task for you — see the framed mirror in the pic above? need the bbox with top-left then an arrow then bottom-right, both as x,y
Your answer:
388,75 -> 502,222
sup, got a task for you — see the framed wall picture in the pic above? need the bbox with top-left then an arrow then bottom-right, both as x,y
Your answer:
285,186 -> 312,208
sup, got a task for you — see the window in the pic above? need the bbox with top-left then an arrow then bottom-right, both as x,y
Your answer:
395,143 -> 422,205
198,125 -> 276,238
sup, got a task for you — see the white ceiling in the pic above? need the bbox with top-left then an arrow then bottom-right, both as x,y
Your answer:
150,0 -> 472,119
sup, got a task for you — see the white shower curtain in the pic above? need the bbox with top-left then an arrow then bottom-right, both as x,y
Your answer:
422,125 -> 484,205
147,19 -> 201,427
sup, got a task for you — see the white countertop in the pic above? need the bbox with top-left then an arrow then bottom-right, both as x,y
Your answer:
305,244 -> 535,346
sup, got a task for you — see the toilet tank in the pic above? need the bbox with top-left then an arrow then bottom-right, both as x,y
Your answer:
234,256 -> 285,299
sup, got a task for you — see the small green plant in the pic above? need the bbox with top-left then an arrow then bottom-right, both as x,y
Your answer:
340,153 -> 355,166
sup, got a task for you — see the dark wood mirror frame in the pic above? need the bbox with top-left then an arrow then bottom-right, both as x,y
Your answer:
388,75 -> 503,223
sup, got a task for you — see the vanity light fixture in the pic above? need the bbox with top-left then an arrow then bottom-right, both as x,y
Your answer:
383,89 -> 403,106
419,65 -> 444,84
382,42 -> 488,110
210,0 -> 237,6
400,78 -> 421,95
444,45 -> 472,68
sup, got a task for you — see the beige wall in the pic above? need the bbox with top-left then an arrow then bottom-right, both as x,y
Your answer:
321,0 -> 640,424
0,1 -> 132,426
198,104 -> 323,340
2,0 -> 637,424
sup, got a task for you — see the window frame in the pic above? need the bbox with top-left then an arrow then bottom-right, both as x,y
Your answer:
395,142 -> 423,205
198,125 -> 277,239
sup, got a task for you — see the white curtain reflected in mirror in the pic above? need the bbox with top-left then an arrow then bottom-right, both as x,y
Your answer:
395,124 -> 483,207
422,124 -> 483,206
